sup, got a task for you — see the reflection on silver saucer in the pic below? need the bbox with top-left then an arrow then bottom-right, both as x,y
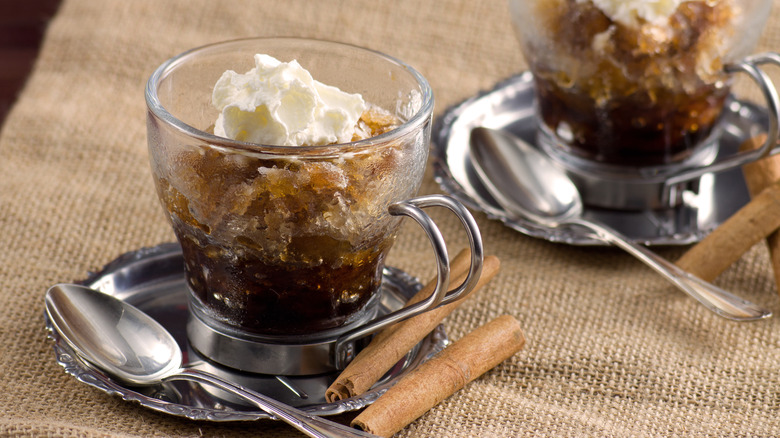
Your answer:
45,243 -> 447,421
432,71 -> 767,246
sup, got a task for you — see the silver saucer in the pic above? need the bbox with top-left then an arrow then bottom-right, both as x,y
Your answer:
45,242 -> 448,421
432,71 -> 768,246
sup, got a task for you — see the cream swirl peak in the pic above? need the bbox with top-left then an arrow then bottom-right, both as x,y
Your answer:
212,54 -> 366,146
577,0 -> 685,26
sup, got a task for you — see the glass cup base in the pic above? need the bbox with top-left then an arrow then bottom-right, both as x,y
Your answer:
536,123 -> 721,210
187,292 -> 382,376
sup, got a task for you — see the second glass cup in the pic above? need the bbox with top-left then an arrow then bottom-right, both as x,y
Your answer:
509,0 -> 777,209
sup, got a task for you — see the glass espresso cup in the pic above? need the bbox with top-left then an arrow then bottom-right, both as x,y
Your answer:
146,38 -> 482,374
509,0 -> 777,209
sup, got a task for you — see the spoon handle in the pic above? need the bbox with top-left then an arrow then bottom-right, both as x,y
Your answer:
569,218 -> 772,321
167,368 -> 378,438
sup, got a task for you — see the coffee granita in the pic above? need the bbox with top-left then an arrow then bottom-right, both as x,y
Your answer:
151,55 -> 422,335
516,0 -> 740,166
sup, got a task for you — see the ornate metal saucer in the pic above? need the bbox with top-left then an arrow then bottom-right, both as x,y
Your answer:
45,242 -> 448,421
432,71 -> 768,246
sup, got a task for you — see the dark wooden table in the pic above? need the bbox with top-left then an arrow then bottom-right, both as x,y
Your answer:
0,0 -> 61,128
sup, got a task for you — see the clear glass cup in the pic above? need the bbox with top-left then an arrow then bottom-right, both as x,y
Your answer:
146,38 -> 440,338
509,0 -> 773,168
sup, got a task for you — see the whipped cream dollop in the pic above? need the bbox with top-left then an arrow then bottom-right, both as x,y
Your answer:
578,0 -> 684,26
212,54 -> 366,146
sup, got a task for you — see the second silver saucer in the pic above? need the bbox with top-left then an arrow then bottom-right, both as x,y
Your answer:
432,72 -> 767,246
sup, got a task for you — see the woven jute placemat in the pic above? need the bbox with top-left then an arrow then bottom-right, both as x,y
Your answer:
2,0 -> 780,436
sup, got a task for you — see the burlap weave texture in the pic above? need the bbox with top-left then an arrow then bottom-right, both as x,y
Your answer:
2,0 -> 780,436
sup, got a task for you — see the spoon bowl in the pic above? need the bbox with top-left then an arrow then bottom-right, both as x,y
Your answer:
469,127 -> 580,222
45,283 -> 377,438
469,127 -> 771,321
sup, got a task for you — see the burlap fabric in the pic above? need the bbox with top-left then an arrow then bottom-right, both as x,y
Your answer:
2,0 -> 780,436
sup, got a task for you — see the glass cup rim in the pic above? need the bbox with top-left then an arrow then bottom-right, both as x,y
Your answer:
145,37 -> 435,156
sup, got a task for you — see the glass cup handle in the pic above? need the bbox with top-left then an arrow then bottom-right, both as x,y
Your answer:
663,51 -> 780,190
332,194 -> 483,369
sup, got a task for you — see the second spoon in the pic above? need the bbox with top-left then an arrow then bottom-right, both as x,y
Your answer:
469,127 -> 771,321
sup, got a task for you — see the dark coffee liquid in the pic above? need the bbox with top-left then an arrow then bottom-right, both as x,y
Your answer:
535,76 -> 729,166
177,220 -> 391,335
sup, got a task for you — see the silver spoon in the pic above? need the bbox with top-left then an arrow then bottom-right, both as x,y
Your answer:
44,283 -> 378,438
469,127 -> 771,321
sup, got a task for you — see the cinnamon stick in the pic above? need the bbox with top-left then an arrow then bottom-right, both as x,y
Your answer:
326,251 -> 500,402
741,134 -> 780,294
675,176 -> 780,282
351,314 -> 525,437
